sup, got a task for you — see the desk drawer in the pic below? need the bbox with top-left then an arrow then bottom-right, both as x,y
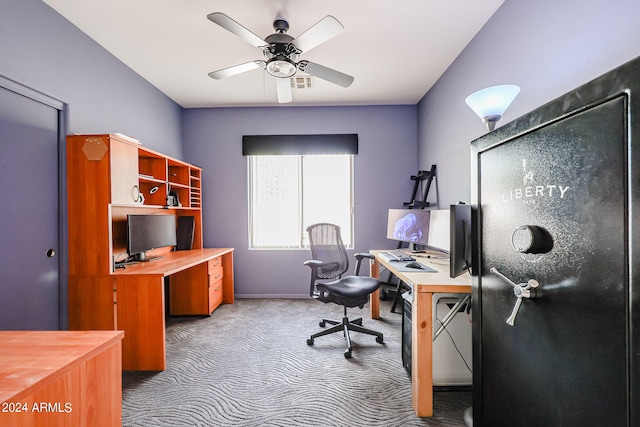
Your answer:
208,257 -> 223,273
208,274 -> 223,313
209,264 -> 223,282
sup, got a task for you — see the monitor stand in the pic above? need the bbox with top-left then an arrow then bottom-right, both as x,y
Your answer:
409,243 -> 425,253
137,251 -> 165,263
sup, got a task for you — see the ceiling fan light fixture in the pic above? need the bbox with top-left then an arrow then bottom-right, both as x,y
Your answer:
266,57 -> 297,78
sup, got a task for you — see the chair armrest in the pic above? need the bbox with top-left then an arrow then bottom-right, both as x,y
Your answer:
304,259 -> 324,268
304,260 -> 324,297
353,253 -> 375,275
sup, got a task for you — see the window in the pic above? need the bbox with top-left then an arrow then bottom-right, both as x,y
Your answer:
248,154 -> 354,249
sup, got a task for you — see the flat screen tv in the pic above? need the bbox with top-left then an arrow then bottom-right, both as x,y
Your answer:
386,208 -> 431,251
449,204 -> 474,278
127,214 -> 177,261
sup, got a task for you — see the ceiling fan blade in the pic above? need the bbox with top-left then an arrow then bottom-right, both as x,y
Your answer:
275,77 -> 292,103
207,12 -> 267,49
208,61 -> 265,79
292,16 -> 344,53
297,61 -> 354,88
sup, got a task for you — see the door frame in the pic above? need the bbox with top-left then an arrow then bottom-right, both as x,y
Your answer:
0,74 -> 68,329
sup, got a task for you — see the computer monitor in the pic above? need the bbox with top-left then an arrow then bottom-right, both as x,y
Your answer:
449,204 -> 474,278
386,209 -> 431,250
426,209 -> 450,253
127,214 -> 177,261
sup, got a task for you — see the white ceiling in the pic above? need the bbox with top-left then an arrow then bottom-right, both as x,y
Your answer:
43,0 -> 505,108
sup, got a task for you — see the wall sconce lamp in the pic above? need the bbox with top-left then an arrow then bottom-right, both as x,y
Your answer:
465,84 -> 521,131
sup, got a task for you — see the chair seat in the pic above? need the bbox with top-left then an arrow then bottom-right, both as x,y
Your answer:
316,276 -> 381,298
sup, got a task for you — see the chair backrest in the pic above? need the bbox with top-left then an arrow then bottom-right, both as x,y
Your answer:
307,223 -> 349,279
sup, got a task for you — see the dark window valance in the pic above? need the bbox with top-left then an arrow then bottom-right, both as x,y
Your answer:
242,134 -> 358,156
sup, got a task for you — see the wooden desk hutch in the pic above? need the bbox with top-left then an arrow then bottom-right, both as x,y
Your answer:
67,134 -> 234,371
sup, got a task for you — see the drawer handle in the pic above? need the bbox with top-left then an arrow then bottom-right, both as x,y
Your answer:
213,274 -> 222,280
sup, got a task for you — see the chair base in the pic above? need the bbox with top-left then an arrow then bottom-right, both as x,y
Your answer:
306,306 -> 384,358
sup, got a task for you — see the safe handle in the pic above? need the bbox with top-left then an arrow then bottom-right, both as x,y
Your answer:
490,267 -> 539,326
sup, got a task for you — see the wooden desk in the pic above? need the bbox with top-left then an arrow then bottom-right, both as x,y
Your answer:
370,250 -> 471,417
69,248 -> 234,371
0,331 -> 124,427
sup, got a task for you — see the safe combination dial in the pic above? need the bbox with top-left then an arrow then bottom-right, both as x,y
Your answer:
511,225 -> 553,254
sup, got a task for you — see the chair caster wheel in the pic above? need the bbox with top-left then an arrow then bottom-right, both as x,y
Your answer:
307,338 -> 314,346
344,350 -> 352,359
376,336 -> 384,344
319,321 -> 326,327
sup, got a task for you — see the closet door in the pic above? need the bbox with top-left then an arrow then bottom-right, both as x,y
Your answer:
0,81 -> 62,330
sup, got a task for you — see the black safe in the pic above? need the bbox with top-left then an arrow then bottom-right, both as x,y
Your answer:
470,56 -> 640,426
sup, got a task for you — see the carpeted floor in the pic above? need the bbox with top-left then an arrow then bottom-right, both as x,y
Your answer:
122,298 -> 471,426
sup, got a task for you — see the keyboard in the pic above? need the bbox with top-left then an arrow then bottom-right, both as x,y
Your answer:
379,250 -> 415,262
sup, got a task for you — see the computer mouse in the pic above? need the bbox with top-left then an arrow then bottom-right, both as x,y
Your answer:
405,261 -> 423,269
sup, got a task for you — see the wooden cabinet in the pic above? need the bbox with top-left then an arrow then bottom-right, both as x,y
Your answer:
208,257 -> 224,313
168,254 -> 226,315
137,146 -> 202,209
67,134 -> 204,276
67,134 -> 134,276
67,134 -> 233,371
138,148 -> 167,206
0,331 -> 124,427
110,137 -> 140,205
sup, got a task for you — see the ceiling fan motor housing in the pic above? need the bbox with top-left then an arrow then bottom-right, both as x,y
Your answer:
273,19 -> 289,33
263,28 -> 300,74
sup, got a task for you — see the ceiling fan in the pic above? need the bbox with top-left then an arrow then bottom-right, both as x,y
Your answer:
207,12 -> 354,103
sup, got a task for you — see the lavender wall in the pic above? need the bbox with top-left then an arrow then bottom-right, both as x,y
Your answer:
0,0 -> 183,327
1,0 -> 183,156
418,0 -> 640,206
182,106 -> 417,297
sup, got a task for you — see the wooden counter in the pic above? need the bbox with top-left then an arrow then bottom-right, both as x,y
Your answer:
0,330 -> 124,426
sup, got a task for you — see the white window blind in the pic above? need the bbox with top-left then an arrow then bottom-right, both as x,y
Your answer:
248,154 -> 354,249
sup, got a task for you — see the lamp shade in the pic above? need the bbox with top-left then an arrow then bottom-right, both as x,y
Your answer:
465,84 -> 521,119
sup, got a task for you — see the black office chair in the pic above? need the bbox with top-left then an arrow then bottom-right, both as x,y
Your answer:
304,223 -> 384,358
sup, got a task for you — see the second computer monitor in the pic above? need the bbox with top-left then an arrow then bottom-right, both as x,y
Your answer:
387,209 -> 431,248
387,208 -> 451,253
427,209 -> 450,253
